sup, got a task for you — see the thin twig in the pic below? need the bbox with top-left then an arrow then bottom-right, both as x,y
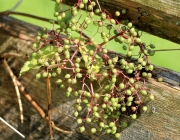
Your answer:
0,11 -> 90,40
0,117 -> 25,138
51,121 -> 73,134
1,53 -> 22,58
0,11 -> 53,24
9,0 -> 23,11
2,56 -> 73,135
46,77 -> 53,139
3,59 -> 24,123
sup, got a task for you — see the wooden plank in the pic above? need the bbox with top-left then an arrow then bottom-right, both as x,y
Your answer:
0,16 -> 180,140
63,0 -> 180,44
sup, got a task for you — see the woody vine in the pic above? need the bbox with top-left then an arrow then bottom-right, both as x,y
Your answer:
20,0 -> 156,139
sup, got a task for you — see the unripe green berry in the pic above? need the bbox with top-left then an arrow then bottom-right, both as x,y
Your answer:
36,73 -> 41,79
65,74 -> 71,79
142,106 -> 148,112
158,77 -> 163,82
42,72 -> 48,78
91,128 -> 96,133
149,94 -> 155,100
74,111 -> 78,117
115,11 -> 120,16
115,133 -> 121,138
119,83 -> 125,89
93,106 -> 98,112
127,96 -> 133,102
86,118 -> 91,123
127,51 -> 132,57
126,89 -> 132,95
129,78 -> 134,84
109,122 -> 115,127
127,22 -> 132,28
131,114 -> 137,120
121,106 -> 126,112
141,90 -> 147,96
99,122 -> 105,128
79,126 -> 85,132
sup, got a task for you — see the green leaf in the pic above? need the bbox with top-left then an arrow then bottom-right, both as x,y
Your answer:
19,45 -> 58,76
79,44 -> 103,73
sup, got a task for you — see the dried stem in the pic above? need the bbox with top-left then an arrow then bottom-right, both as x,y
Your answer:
3,59 -> 24,123
51,122 -> 73,134
1,53 -> 22,58
46,77 -> 53,139
2,57 -> 73,134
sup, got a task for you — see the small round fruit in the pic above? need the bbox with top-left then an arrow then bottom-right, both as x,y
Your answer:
65,74 -> 71,79
158,77 -> 163,82
93,106 -> 98,112
127,51 -> 132,57
121,106 -> 126,112
119,83 -> 125,89
93,112 -> 99,118
91,128 -> 96,133
110,19 -> 116,24
141,90 -> 147,96
74,111 -> 78,117
86,118 -> 91,123
115,133 -> 121,138
103,48 -> 108,53
122,45 -> 127,50
122,122 -> 128,128
36,73 -> 41,79
138,58 -> 143,63
126,89 -> 132,95
109,122 -> 115,127
99,122 -> 105,128
76,58 -> 81,63
79,126 -> 85,132
115,11 -> 120,16
79,3 -> 84,8
82,0 -> 88,4
149,65 -> 154,71
127,96 -> 133,102
127,22 -> 132,28
149,94 -> 155,100
142,106 -> 148,112
122,9 -> 126,14
131,114 -> 137,120
42,72 -> 48,78
77,118 -> 82,124
129,78 -> 134,84
106,129 -> 111,134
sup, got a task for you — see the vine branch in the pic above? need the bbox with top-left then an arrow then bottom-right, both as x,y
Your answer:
3,59 -> 24,123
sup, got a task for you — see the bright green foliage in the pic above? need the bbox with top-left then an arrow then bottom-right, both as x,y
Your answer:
20,45 -> 58,76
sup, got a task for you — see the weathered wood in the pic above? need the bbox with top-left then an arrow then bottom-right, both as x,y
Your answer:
62,0 -> 180,44
0,17 -> 180,140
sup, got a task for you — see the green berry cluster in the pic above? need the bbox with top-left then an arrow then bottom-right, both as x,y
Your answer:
21,0 -> 157,139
